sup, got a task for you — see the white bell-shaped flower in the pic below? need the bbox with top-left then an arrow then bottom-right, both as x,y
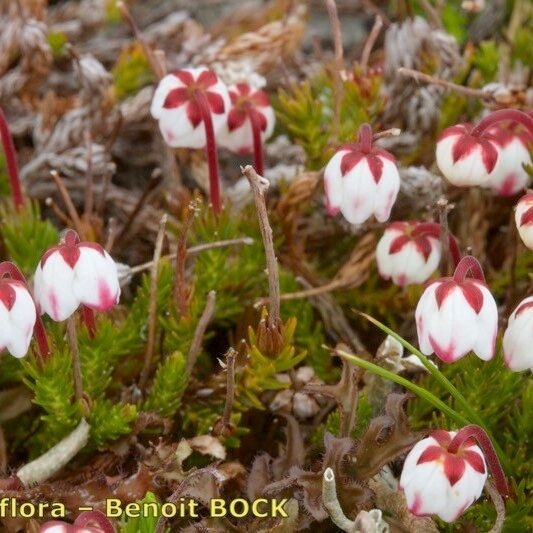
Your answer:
34,230 -> 120,322
503,296 -> 533,372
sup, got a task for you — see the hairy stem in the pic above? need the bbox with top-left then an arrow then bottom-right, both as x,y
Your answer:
486,480 -> 506,533
66,315 -> 84,405
448,425 -> 509,497
242,165 -> 280,327
322,468 -> 356,532
453,255 -> 485,283
248,109 -> 265,175
471,109 -> 533,137
357,123 -> 373,153
0,107 -> 24,210
194,90 -> 222,215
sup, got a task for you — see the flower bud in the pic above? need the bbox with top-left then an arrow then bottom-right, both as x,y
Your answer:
219,82 -> 275,154
0,279 -> 36,358
503,296 -> 533,372
436,124 -> 500,186
515,193 -> 533,250
376,221 -> 442,286
150,68 -> 230,149
34,230 -> 120,322
324,126 -> 400,224
483,125 -> 531,196
400,430 -> 487,522
415,256 -> 497,362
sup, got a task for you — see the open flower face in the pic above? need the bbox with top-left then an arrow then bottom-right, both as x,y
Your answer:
150,68 -> 230,149
376,221 -> 442,286
34,230 -> 120,322
503,296 -> 533,372
436,124 -> 500,187
515,193 -> 533,250
400,430 -> 487,523
0,278 -> 36,358
415,274 -> 498,363
219,83 -> 275,154
324,142 -> 400,225
483,126 -> 531,196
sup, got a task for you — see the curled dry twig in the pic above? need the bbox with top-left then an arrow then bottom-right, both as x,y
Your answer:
242,165 -> 280,328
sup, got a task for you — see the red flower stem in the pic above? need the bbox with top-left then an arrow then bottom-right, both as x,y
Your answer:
0,107 -> 24,210
471,109 -> 533,136
248,110 -> 264,176
415,223 -> 462,268
448,424 -> 509,498
194,90 -> 222,215
82,305 -> 96,339
0,261 -> 49,360
357,123 -> 373,153
453,255 -> 485,283
74,510 -> 115,533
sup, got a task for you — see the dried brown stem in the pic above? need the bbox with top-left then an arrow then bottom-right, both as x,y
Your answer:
129,237 -> 254,275
436,197 -> 452,276
397,68 -> 491,100
138,214 -> 167,392
373,128 -> 401,140
214,348 -> 237,437
186,290 -> 216,374
175,204 -> 197,317
66,315 -> 84,405
242,165 -> 280,327
117,1 -> 165,81
50,171 -> 86,239
256,279 -> 345,307
360,15 -> 383,71
324,0 -> 344,139
45,197 -> 70,224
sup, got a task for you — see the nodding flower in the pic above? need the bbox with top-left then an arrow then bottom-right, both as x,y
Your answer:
436,109 -> 533,187
0,269 -> 36,358
482,124 -> 531,197
218,82 -> 275,175
324,123 -> 400,225
503,296 -> 533,372
400,425 -> 508,523
34,230 -> 120,322
40,510 -> 115,532
515,193 -> 533,250
150,67 -> 231,214
376,221 -> 460,286
415,256 -> 497,363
